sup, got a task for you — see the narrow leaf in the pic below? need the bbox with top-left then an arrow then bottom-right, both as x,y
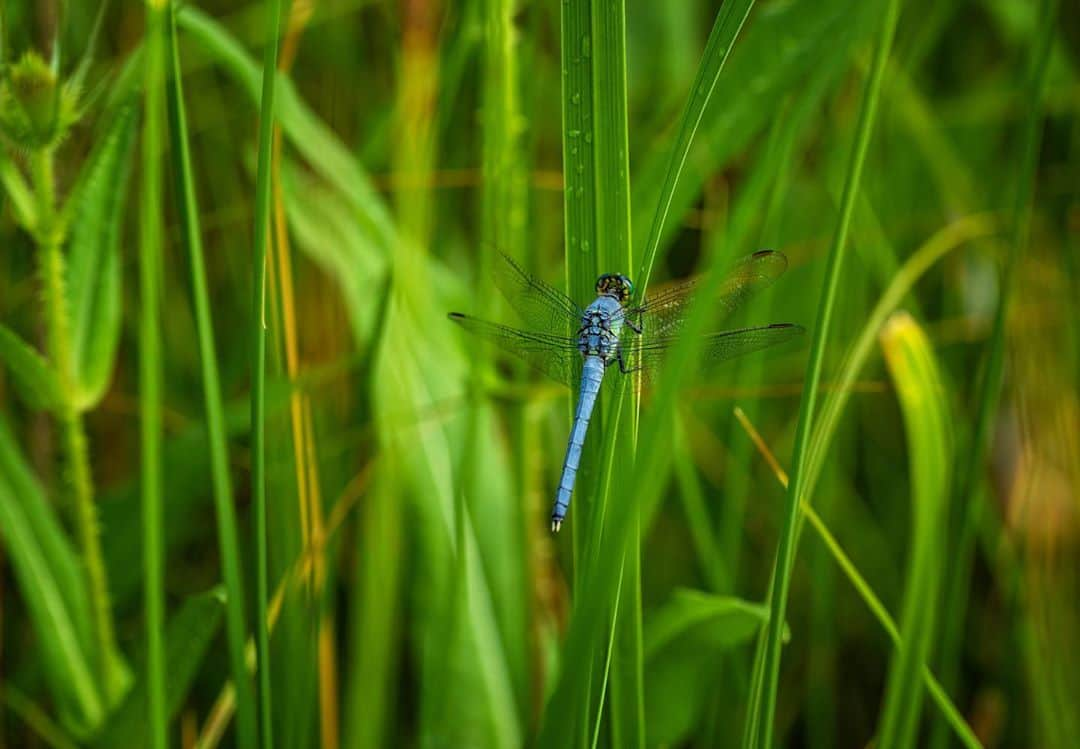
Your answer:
65,105 -> 137,410
0,420 -> 103,736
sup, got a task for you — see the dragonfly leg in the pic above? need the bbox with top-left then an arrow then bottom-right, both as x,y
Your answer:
625,310 -> 643,335
617,350 -> 642,375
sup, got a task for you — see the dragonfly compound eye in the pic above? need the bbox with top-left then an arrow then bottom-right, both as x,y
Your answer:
596,273 -> 634,302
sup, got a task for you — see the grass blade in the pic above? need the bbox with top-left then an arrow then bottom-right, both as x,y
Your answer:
539,5 -> 770,744
593,0 -> 643,745
138,2 -> 168,746
747,0 -> 901,744
874,312 -> 953,748
0,419 -> 102,735
164,7 -> 258,749
633,0 -> 756,292
250,0 -> 286,745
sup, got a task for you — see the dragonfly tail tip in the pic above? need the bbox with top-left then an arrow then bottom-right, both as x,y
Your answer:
551,518 -> 562,533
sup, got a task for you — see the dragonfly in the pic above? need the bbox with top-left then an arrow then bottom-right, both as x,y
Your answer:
449,250 -> 804,532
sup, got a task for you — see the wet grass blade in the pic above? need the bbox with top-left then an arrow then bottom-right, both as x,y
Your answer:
164,7 -> 257,749
589,2 -> 641,747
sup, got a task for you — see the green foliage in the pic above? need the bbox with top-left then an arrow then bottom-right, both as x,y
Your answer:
0,418 -> 101,736
644,591 -> 768,746
0,2 -> 1075,747
93,588 -> 226,748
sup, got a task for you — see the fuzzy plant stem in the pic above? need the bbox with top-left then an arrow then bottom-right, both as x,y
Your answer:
31,147 -> 118,689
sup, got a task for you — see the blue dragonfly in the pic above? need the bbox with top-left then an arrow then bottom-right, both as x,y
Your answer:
449,251 -> 803,532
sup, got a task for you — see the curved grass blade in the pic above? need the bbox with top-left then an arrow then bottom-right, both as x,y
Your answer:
874,313 -> 953,749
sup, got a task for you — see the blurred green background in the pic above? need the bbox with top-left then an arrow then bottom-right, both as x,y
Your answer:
0,0 -> 1077,747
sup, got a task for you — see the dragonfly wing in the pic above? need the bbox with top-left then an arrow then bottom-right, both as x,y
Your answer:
495,253 -> 583,337
448,313 -> 582,387
625,323 -> 804,383
633,250 -> 789,338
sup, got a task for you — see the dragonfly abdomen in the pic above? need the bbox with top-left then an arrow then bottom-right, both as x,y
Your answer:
551,355 -> 605,532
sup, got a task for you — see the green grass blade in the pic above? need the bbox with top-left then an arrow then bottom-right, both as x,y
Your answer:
631,0 -> 879,264
174,6 -> 397,250
633,0 -> 756,293
796,506 -> 981,749
138,2 -> 168,746
0,420 -> 102,735
479,0 -> 530,722
747,1 -> 901,744
539,6 -> 785,741
589,2 -> 641,747
874,312 -> 953,749
803,214 -> 996,509
559,0 -> 599,598
164,7 -> 257,749
249,0 -> 285,746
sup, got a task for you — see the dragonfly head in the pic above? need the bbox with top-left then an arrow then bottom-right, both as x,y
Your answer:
596,273 -> 634,304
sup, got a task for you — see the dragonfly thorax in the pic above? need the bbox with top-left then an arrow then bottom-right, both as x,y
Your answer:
577,296 -> 625,362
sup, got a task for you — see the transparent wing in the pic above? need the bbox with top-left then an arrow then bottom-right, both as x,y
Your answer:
494,253 -> 583,336
631,250 -> 789,338
623,323 -> 805,384
448,313 -> 582,387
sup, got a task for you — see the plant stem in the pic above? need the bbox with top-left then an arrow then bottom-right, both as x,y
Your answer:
31,147 -> 119,694
251,0 -> 285,745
